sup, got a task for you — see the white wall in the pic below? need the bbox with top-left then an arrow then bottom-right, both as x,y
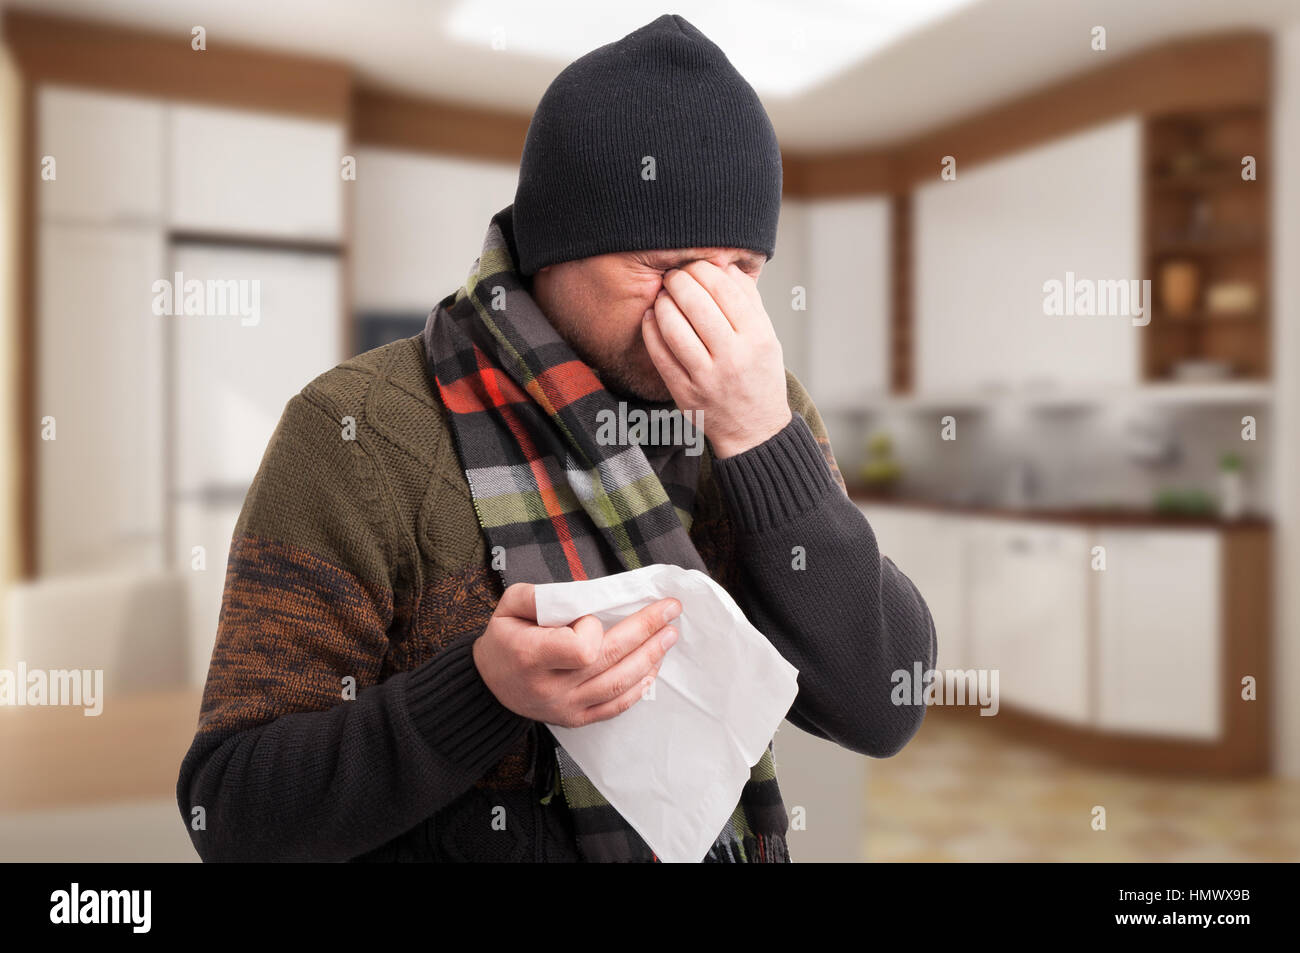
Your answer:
1272,25 -> 1300,778
863,401 -> 1275,511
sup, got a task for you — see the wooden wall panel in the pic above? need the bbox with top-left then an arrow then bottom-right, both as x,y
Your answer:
790,31 -> 1270,197
889,193 -> 912,394
351,85 -> 530,165
4,10 -> 351,119
5,11 -> 1269,196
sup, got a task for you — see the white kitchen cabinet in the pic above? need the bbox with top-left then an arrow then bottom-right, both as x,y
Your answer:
352,148 -> 519,311
913,116 -> 1142,395
172,500 -> 243,687
169,243 -> 342,492
168,104 -> 345,241
168,243 -> 341,686
37,223 -> 166,575
760,200 -> 809,383
1095,529 -> 1221,740
773,719 -> 867,861
967,520 -> 1091,724
805,197 -> 890,409
857,505 -> 967,671
38,85 -> 165,225
852,505 -> 1236,750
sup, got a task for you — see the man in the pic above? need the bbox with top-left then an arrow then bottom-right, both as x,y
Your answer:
176,13 -> 935,863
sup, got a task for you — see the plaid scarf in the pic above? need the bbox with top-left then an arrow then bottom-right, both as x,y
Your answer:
422,206 -> 790,863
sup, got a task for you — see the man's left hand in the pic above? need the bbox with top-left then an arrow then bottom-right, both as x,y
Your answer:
640,260 -> 792,459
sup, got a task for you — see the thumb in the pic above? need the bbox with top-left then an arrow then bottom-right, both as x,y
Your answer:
495,581 -> 537,622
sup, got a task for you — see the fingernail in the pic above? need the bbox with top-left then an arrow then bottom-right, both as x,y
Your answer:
659,626 -> 678,650
663,598 -> 682,620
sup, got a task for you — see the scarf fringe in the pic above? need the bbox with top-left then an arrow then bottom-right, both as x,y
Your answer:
703,832 -> 789,864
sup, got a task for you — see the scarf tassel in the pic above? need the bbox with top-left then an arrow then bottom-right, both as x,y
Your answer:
701,832 -> 789,864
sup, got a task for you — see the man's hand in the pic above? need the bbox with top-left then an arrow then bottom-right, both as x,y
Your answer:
472,582 -> 681,729
641,260 -> 792,459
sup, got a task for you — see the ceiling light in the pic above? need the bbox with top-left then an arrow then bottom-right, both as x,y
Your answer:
447,0 -> 982,98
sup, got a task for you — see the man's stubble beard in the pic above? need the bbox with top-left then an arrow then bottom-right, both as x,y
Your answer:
531,282 -> 673,403
572,332 -> 673,404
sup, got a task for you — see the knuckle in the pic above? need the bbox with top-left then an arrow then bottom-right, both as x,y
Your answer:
508,638 -> 532,670
599,641 -> 621,670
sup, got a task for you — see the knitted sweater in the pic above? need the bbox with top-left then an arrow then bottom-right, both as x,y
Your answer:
175,333 -> 936,862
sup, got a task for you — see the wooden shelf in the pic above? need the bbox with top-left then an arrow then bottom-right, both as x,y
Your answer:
1150,172 -> 1256,193
1152,309 -> 1263,323
1151,234 -> 1263,255
1141,105 -> 1269,383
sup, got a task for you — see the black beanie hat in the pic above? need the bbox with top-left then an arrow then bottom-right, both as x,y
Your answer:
511,13 -> 782,277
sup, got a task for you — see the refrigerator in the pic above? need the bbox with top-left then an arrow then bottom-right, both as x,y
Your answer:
167,242 -> 342,685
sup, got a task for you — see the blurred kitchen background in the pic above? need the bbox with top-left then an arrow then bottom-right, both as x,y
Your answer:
0,0 -> 1297,862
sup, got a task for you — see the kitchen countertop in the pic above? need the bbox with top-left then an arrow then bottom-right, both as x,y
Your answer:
0,687 -> 203,812
846,487 -> 1272,530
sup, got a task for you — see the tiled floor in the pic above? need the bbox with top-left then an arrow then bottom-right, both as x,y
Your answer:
866,714 -> 1300,862
3,716 -> 1296,863
0,798 -> 198,862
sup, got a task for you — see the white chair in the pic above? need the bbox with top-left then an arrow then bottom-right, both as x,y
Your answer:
4,569 -> 190,696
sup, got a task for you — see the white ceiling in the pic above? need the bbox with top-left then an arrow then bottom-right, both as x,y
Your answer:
8,0 -> 1300,151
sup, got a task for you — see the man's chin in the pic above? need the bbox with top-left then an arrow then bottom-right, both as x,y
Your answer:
601,369 -> 673,404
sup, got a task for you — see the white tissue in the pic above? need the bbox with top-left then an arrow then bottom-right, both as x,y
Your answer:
533,563 -> 799,863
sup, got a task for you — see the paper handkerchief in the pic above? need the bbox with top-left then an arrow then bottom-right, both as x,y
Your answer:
533,563 -> 799,863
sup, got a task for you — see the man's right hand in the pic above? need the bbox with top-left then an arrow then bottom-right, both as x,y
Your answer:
472,582 -> 681,729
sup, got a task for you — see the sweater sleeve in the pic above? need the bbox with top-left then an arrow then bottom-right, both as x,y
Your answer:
708,372 -> 937,758
175,392 -> 530,862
